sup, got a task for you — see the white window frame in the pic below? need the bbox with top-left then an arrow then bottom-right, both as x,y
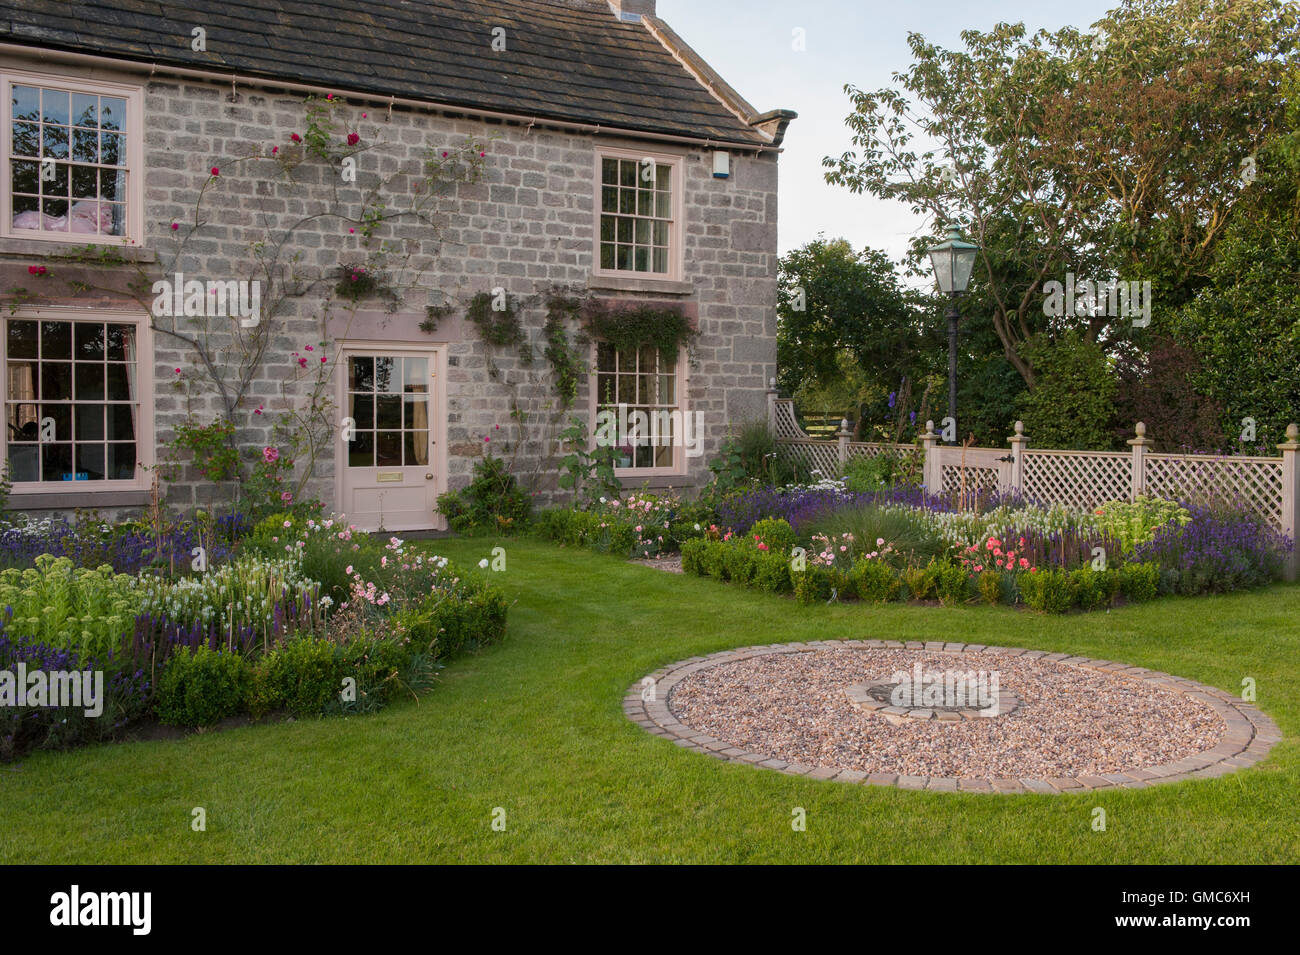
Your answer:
588,341 -> 689,479
592,146 -> 685,283
1,306 -> 154,494
1,66 -> 145,247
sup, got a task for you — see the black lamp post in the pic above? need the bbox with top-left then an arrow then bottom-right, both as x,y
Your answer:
926,225 -> 979,440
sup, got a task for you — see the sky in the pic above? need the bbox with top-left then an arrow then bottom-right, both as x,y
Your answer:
657,0 -> 1117,264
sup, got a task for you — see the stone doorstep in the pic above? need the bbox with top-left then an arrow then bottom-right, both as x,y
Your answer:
628,642 -> 1280,795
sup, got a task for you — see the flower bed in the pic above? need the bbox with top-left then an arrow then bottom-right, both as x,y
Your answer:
0,514 -> 508,761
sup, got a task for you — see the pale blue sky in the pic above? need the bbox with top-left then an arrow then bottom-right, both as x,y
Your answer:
657,0 -> 1116,262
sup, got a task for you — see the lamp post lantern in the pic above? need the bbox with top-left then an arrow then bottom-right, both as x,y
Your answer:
926,225 -> 979,441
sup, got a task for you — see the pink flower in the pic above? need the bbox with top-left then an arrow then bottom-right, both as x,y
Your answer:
305,345 -> 314,351
348,227 -> 355,233
974,565 -> 983,572
1019,557 -> 1030,569
174,368 -> 181,374
321,356 -> 327,363
291,133 -> 301,143
758,542 -> 769,551
210,166 -> 219,176
254,405 -> 263,415
346,133 -> 360,146
442,152 -> 448,158
263,447 -> 280,463
170,222 -> 179,230
281,491 -> 293,503
271,146 -> 278,155
326,93 -> 334,101
298,356 -> 308,368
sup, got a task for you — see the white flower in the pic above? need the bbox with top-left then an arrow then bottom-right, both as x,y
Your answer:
478,559 -> 489,569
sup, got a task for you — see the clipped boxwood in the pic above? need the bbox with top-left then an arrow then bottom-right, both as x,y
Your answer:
853,559 -> 901,604
156,645 -> 252,727
251,636 -> 344,718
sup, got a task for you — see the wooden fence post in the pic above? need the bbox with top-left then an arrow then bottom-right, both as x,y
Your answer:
1127,422 -> 1149,500
766,377 -> 777,436
1279,424 -> 1299,582
921,420 -> 939,493
837,418 -> 851,471
1008,420 -> 1027,496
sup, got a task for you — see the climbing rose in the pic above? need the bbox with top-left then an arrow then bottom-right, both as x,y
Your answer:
290,133 -> 301,143
347,133 -> 360,146
263,447 -> 280,463
210,166 -> 219,176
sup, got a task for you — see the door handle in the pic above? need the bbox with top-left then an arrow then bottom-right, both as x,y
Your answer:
425,473 -> 434,480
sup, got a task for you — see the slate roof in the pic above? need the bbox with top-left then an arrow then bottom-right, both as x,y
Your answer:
0,0 -> 777,146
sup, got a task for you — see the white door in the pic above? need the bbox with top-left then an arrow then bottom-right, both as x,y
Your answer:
336,346 -> 444,532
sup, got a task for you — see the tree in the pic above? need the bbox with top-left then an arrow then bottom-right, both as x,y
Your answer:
777,237 -> 934,437
824,0 -> 1298,388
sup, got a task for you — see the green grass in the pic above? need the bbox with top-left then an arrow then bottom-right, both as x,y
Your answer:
1,537 -> 1296,863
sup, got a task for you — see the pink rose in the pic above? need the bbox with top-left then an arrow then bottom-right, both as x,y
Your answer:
263,447 -> 280,463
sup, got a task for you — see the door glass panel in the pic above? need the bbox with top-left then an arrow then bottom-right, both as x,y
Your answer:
374,357 -> 398,393
376,431 -> 402,466
403,358 -> 427,392
349,431 -> 374,467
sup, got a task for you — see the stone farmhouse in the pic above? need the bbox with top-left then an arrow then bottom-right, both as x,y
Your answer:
0,0 -> 792,529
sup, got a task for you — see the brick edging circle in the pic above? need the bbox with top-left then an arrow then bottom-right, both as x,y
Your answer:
622,641 -> 1281,794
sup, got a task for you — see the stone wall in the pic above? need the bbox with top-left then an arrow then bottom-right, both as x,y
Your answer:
0,56 -> 780,520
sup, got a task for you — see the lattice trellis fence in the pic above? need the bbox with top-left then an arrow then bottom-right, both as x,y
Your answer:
1144,454 -> 1285,528
767,392 -> 1300,579
1022,451 -> 1131,511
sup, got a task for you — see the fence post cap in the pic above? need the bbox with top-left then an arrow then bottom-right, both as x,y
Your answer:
767,377 -> 777,392
1008,420 -> 1027,444
1279,423 -> 1300,450
1128,421 -> 1150,447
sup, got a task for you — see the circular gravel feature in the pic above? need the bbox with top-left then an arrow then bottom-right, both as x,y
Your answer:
624,641 -> 1280,793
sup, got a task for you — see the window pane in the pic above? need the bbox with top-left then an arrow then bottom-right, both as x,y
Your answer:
653,247 -> 668,273
41,88 -> 69,125
376,431 -> 401,466
106,324 -> 133,360
349,356 -> 375,391
42,362 -> 72,400
637,190 -> 653,216
374,357 -> 398,393
618,189 -> 635,214
8,321 -> 38,360
375,395 -> 401,429
105,362 -> 134,400
71,93 -> 98,128
42,196 -> 69,225
619,160 -> 636,187
12,159 -> 38,194
71,163 -> 97,198
108,404 -> 135,441
600,215 -> 616,242
599,242 -> 615,270
405,430 -> 429,465
601,158 -> 618,185
403,358 -> 427,392
100,97 -> 125,132
348,431 -> 374,467
601,186 -> 618,213
42,443 -> 73,481
74,322 -> 105,360
634,246 -> 649,272
106,442 -> 136,479
11,121 -> 38,156
12,85 -> 39,122
74,362 -> 105,401
616,218 -> 632,243
75,405 -> 106,440
655,192 -> 671,218
656,165 -> 671,190
634,219 -> 650,245
72,127 -> 98,163
8,444 -> 38,481
41,125 -> 68,159
100,131 -> 124,166
403,396 -> 428,429
76,443 -> 105,480
350,393 -> 374,429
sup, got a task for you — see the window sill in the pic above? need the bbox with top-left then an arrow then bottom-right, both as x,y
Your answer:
588,273 -> 693,295
617,473 -> 698,490
8,488 -> 151,510
0,238 -> 155,262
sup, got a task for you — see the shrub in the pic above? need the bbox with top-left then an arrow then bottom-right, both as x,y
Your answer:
903,564 -> 936,600
1119,562 -> 1160,602
932,560 -> 970,606
1020,569 -> 1077,614
853,558 -> 900,604
752,551 -> 794,594
1070,567 -> 1121,610
725,542 -> 760,586
392,578 -> 508,660
750,517 -> 796,556
977,570 -> 1003,605
680,538 -> 709,576
331,636 -> 432,714
155,645 -> 252,727
250,636 -> 343,718
792,566 -> 835,605
436,452 -> 532,535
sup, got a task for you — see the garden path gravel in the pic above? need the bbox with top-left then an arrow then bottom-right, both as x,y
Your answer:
666,648 -> 1225,778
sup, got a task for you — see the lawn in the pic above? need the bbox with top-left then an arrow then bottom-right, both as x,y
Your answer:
0,537 -> 1295,864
